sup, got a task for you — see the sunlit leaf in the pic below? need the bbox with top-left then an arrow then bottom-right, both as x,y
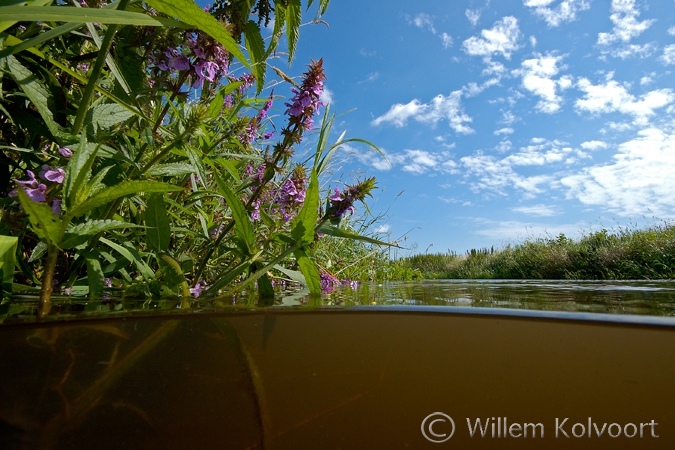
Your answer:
145,193 -> 171,252
291,169 -> 319,245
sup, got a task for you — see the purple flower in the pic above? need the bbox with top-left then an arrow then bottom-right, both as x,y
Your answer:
341,279 -> 358,290
58,147 -> 73,158
51,199 -> 62,216
190,281 -> 208,298
320,272 -> 340,293
8,171 -> 48,203
39,165 -> 65,184
329,187 -> 342,202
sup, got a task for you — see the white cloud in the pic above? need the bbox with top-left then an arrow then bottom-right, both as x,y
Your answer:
372,91 -> 474,134
640,73 -> 656,85
320,86 -> 334,105
462,16 -> 522,59
561,127 -> 675,217
580,140 -> 608,150
512,204 -> 558,216
472,218 -> 586,241
463,78 -> 500,97
512,54 -> 572,113
530,36 -> 537,47
668,26 -> 675,36
408,13 -> 436,33
661,45 -> 675,65
575,78 -> 675,120
440,32 -> 453,49
360,48 -> 376,57
597,0 -> 655,46
352,147 -> 459,175
501,110 -> 519,125
466,9 -> 481,26
367,72 -> 379,82
495,127 -> 515,135
608,42 -> 657,59
524,0 -> 590,27
374,224 -> 391,234
496,140 -> 513,152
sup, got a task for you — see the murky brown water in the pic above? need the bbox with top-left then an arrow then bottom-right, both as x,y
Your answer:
1,305 -> 674,449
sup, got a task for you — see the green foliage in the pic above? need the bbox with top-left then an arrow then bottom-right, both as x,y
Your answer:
399,223 -> 675,280
0,235 -> 18,293
1,0 -> 388,307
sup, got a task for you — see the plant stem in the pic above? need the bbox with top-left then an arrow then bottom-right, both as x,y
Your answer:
71,0 -> 131,135
38,245 -> 58,319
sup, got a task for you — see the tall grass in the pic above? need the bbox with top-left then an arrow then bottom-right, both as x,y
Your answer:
398,221 -> 675,280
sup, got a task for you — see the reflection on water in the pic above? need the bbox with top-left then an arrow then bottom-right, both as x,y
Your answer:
3,280 -> 675,323
322,280 -> 675,316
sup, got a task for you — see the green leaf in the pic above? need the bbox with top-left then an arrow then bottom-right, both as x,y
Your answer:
213,172 -> 254,254
5,55 -> 73,143
145,193 -> 171,252
291,169 -> 319,245
143,0 -> 250,69
86,255 -> 104,298
258,273 -> 275,298
0,235 -> 18,293
16,188 -> 63,247
67,181 -> 181,219
88,103 -> 133,130
264,1 -> 285,59
64,136 -> 97,210
273,264 -> 307,285
293,248 -> 321,295
61,219 -> 142,249
145,162 -> 195,177
317,223 -> 395,247
244,20 -> 266,94
99,237 -> 154,281
0,6 -> 190,27
285,0 -> 301,63
206,82 -> 243,119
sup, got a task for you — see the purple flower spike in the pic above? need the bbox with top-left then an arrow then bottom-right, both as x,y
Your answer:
58,147 -> 73,158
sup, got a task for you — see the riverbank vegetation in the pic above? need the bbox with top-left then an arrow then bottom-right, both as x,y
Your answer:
398,222 -> 675,280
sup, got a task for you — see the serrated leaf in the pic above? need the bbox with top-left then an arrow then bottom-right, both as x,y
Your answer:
264,1 -> 285,59
293,248 -> 321,295
244,20 -> 266,94
145,193 -> 170,252
143,0 -> 249,69
285,0 -> 301,63
67,181 -> 181,219
145,163 -> 195,177
61,220 -> 141,249
16,188 -> 63,247
5,55 -> 73,143
213,172 -> 254,255
0,235 -> 18,293
291,169 -> 318,245
28,241 -> 48,262
89,103 -> 133,130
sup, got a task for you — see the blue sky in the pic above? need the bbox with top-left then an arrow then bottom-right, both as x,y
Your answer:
254,0 -> 675,254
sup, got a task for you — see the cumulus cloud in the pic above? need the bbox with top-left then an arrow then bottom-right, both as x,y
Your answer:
512,54 -> 572,113
597,0 -> 655,46
523,0 -> 590,27
462,16 -> 522,59
575,78 -> 675,121
472,218 -> 586,240
495,127 -> 515,135
350,146 -> 459,175
463,78 -> 500,97
580,140 -> 608,150
668,26 -> 675,36
661,45 -> 675,65
561,127 -> 675,217
371,91 -> 474,134
512,204 -> 559,216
